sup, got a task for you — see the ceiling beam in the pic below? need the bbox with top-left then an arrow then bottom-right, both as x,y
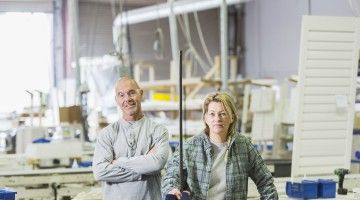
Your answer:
114,0 -> 252,26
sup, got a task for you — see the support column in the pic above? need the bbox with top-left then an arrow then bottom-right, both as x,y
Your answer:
220,0 -> 228,91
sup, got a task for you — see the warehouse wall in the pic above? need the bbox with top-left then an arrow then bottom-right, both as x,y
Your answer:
128,8 -> 221,80
0,1 -> 53,13
244,0 -> 356,80
78,2 -> 114,58
78,0 -> 358,82
78,2 -> 224,80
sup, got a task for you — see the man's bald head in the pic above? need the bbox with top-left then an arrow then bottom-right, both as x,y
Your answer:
115,76 -> 143,121
115,76 -> 140,90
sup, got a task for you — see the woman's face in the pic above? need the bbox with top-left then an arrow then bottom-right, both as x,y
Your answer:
205,101 -> 233,136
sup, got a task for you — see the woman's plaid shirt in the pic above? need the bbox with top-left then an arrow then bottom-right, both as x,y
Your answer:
162,131 -> 278,200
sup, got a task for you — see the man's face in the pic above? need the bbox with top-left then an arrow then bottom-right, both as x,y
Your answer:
115,79 -> 143,120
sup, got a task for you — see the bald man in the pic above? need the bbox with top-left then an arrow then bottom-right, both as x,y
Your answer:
93,77 -> 169,200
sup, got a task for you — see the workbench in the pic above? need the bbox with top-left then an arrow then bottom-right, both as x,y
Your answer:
248,174 -> 360,199
0,168 -> 97,200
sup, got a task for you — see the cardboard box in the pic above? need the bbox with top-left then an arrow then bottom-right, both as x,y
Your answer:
59,106 -> 82,123
354,112 -> 360,129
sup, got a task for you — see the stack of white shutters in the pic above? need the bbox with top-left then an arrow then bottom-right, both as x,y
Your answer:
291,16 -> 360,177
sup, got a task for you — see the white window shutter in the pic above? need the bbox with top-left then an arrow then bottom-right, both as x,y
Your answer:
291,16 -> 360,177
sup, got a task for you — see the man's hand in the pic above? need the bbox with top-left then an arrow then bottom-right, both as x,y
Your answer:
147,146 -> 156,155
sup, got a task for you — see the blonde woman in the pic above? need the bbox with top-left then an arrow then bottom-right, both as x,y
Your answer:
162,92 -> 278,200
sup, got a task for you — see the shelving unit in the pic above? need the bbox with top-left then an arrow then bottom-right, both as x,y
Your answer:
142,100 -> 204,139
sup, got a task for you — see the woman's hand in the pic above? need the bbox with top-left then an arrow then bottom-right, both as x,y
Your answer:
168,189 -> 190,200
168,188 -> 182,199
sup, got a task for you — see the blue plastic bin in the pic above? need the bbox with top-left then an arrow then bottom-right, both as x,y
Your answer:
0,188 -> 16,200
79,161 -> 92,168
356,151 -> 360,159
318,179 -> 336,198
32,138 -> 50,143
286,180 -> 318,199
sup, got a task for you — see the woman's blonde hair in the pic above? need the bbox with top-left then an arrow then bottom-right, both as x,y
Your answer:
202,92 -> 238,136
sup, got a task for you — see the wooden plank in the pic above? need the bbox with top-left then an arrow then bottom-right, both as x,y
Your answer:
140,77 -> 206,90
186,56 -> 219,100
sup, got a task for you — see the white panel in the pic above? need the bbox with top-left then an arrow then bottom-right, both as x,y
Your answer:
304,86 -> 350,95
251,111 -> 275,141
299,165 -> 346,175
303,95 -> 337,104
303,104 -> 338,112
306,60 -> 353,68
306,17 -> 357,31
302,121 -> 348,130
299,156 -> 346,167
250,88 -> 275,112
301,130 -> 346,139
302,112 -> 347,121
298,139 -> 346,156
307,31 -> 354,42
307,51 -> 353,60
291,15 -> 358,177
304,78 -> 350,86
307,41 -> 354,51
305,69 -> 351,77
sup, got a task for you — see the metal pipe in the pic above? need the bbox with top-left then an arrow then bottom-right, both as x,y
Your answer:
68,0 -> 81,90
179,50 -> 184,191
114,0 -> 252,26
53,0 -> 64,87
220,0 -> 228,91
168,0 -> 179,85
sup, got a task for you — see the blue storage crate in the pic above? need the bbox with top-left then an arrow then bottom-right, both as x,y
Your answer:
79,161 -> 92,168
0,188 -> 16,200
318,179 -> 336,198
286,180 -> 318,199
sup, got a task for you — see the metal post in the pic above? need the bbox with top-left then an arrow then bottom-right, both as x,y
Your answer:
53,0 -> 65,87
179,51 -> 183,191
220,0 -> 228,91
168,0 -> 179,87
68,0 -> 81,93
